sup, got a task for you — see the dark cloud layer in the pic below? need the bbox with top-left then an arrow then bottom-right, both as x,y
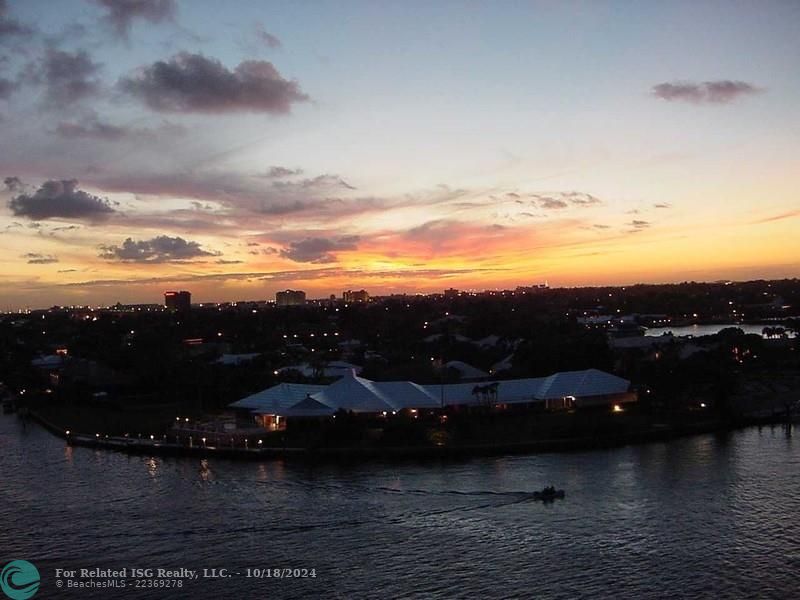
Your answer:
28,48 -> 102,107
91,0 -> 176,36
652,80 -> 760,104
99,235 -> 217,263
119,52 -> 309,114
9,179 -> 116,221
280,236 -> 360,263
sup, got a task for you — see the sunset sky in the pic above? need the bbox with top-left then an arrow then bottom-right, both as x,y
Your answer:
1,0 -> 798,309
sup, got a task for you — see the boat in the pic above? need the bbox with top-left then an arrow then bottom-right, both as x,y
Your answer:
532,486 -> 565,501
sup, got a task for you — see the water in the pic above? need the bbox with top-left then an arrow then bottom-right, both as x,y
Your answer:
645,323 -> 796,338
2,414 -> 799,599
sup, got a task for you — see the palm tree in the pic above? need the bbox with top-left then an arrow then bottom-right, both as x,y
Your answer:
487,382 -> 499,406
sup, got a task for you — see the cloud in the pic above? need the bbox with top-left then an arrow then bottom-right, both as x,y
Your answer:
89,168 -> 362,225
536,197 -> 568,210
55,117 -> 131,141
60,265 -> 509,289
262,166 -> 303,178
23,252 -> 59,264
27,48 -> 102,107
272,174 -> 356,191
528,191 -> 601,209
0,77 -> 12,98
654,203 -> 671,209
9,179 -> 116,221
255,23 -> 281,49
629,220 -> 650,229
0,0 -> 32,41
99,235 -> 218,263
216,258 -> 243,264
279,236 -> 360,263
651,80 -> 761,104
563,191 -> 601,206
3,175 -> 23,191
54,115 -> 183,141
119,52 -> 309,114
91,0 -> 176,37
751,210 -> 800,224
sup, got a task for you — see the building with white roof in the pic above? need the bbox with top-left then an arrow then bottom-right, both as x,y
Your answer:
230,368 -> 635,430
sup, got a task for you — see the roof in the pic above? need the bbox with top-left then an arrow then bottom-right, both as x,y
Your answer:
421,378 -> 549,406
311,370 -> 396,413
284,396 -> 336,417
277,362 -> 362,378
535,369 -> 630,399
445,360 -> 488,380
31,355 -> 64,368
216,353 -> 260,365
372,381 -> 440,410
229,382 -> 326,415
229,368 -> 630,415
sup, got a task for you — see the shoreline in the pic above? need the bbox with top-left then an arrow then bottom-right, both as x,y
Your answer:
25,409 -> 792,463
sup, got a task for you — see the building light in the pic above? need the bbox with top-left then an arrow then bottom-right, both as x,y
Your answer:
612,404 -> 623,413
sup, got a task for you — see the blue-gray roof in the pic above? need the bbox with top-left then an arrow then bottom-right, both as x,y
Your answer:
229,368 -> 630,415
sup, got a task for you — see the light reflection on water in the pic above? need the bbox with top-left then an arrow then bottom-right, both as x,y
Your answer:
1,415 -> 799,599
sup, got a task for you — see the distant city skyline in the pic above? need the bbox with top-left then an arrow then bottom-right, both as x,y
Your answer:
1,1 -> 799,310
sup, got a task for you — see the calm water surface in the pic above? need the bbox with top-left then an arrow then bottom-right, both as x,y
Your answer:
2,414 -> 799,599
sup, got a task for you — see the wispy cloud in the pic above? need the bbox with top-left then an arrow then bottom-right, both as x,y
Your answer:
90,0 -> 176,38
23,252 -> 59,264
25,48 -> 103,108
54,116 -> 185,141
751,210 -> 800,224
652,80 -> 761,104
254,23 -> 281,49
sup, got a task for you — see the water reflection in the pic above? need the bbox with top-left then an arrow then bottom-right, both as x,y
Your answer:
199,458 -> 211,482
145,457 -> 158,478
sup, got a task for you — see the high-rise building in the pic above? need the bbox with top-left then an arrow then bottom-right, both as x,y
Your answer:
276,289 -> 306,306
164,290 -> 191,312
343,289 -> 369,303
